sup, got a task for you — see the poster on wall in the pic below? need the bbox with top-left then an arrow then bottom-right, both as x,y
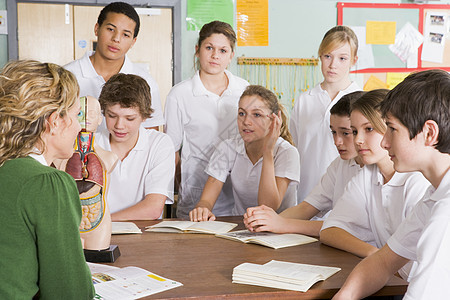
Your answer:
236,0 -> 268,46
421,11 -> 447,63
186,0 -> 234,31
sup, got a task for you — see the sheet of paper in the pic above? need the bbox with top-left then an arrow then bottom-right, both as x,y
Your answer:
351,26 -> 375,70
112,222 -> 142,234
186,0 -> 234,31
386,72 -> 410,89
389,22 -> 423,63
421,11 -> 447,63
363,75 -> 388,91
236,0 -> 268,46
366,21 -> 396,45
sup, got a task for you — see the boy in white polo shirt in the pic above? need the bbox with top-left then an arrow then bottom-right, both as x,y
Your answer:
333,69 -> 450,300
96,73 -> 175,221
65,2 -> 164,131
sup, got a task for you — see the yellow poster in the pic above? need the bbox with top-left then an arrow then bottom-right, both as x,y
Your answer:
366,21 -> 396,45
386,72 -> 410,89
237,0 -> 268,46
364,75 -> 388,91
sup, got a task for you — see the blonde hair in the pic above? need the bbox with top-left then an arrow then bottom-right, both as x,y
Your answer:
240,85 -> 294,145
350,89 -> 389,135
0,60 -> 79,165
318,25 -> 358,61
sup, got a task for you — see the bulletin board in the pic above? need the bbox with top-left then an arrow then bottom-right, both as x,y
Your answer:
337,2 -> 450,73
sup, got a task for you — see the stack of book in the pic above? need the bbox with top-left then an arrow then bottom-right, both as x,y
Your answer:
232,260 -> 341,292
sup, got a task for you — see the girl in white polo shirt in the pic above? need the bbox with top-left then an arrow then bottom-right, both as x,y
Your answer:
320,89 -> 431,280
164,21 -> 249,219
290,26 -> 361,204
189,85 -> 300,222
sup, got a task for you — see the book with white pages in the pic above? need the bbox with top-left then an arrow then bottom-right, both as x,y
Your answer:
145,220 -> 238,234
215,230 -> 318,249
111,222 -> 142,234
232,260 -> 341,292
87,262 -> 182,299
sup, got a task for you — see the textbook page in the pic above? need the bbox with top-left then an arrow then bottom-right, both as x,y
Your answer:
111,222 -> 142,234
88,263 -> 182,299
145,220 -> 237,234
232,260 -> 341,292
216,230 -> 318,249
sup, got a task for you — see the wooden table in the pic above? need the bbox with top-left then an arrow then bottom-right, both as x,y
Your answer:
109,216 -> 408,299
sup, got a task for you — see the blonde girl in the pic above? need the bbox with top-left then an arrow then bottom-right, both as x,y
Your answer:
0,60 -> 94,298
164,21 -> 249,219
290,25 -> 362,204
320,89 -> 430,280
190,85 -> 300,221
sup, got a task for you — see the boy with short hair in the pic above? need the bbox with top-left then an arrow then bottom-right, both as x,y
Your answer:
333,69 -> 450,300
65,1 -> 164,130
96,73 -> 175,221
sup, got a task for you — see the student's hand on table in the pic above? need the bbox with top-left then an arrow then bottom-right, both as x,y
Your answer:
262,111 -> 282,154
189,207 -> 216,222
244,205 -> 286,233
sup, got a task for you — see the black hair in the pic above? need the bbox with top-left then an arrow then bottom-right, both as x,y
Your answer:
97,2 -> 140,38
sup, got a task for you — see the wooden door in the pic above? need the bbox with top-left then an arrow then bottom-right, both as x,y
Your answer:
17,3 -> 74,65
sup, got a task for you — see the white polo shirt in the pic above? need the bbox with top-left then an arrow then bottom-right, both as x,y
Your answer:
64,51 -> 164,130
388,169 -> 450,299
290,82 -> 361,203
164,70 -> 249,218
95,126 -> 175,215
322,164 -> 430,279
206,137 -> 300,215
305,157 -> 362,215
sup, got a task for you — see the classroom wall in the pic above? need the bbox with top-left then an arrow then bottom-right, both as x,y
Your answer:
2,0 -> 450,79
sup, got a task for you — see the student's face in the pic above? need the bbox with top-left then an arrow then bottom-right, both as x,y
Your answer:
320,42 -> 355,85
196,33 -> 234,76
238,95 -> 272,144
94,12 -> 137,61
351,110 -> 388,166
381,114 -> 424,173
330,114 -> 357,160
104,103 -> 143,146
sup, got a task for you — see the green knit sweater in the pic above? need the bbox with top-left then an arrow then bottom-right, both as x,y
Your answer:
0,157 -> 94,299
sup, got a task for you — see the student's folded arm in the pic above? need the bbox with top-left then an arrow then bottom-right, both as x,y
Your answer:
190,176 -> 224,222
111,193 -> 167,221
333,245 -> 409,300
320,227 -> 379,258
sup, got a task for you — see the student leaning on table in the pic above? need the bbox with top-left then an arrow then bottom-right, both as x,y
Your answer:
333,69 -> 450,300
65,1 -> 164,131
320,89 -> 430,281
164,21 -> 249,219
0,60 -> 94,299
290,25 -> 362,204
95,73 -> 175,221
244,91 -> 365,237
189,85 -> 300,222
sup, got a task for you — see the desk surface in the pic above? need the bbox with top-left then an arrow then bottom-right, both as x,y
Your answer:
109,217 -> 407,299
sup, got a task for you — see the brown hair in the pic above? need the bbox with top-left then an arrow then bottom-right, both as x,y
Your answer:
380,69 -> 450,154
318,25 -> 358,62
350,89 -> 389,135
98,73 -> 153,119
194,20 -> 236,70
240,85 -> 294,145
0,60 -> 79,165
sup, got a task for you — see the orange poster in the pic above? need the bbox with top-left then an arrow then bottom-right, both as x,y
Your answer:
237,0 -> 268,46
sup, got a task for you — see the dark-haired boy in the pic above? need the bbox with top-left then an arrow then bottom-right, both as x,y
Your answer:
333,69 -> 450,300
95,73 -> 174,221
65,2 -> 163,130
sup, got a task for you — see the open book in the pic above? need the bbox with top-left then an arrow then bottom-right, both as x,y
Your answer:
88,262 -> 182,299
145,220 -> 237,234
216,230 -> 318,249
111,222 -> 142,234
232,260 -> 341,292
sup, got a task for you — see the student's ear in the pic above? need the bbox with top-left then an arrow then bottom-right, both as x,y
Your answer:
352,55 -> 358,67
130,37 -> 137,49
423,120 -> 440,147
195,45 -> 199,58
230,50 -> 235,60
94,23 -> 99,37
